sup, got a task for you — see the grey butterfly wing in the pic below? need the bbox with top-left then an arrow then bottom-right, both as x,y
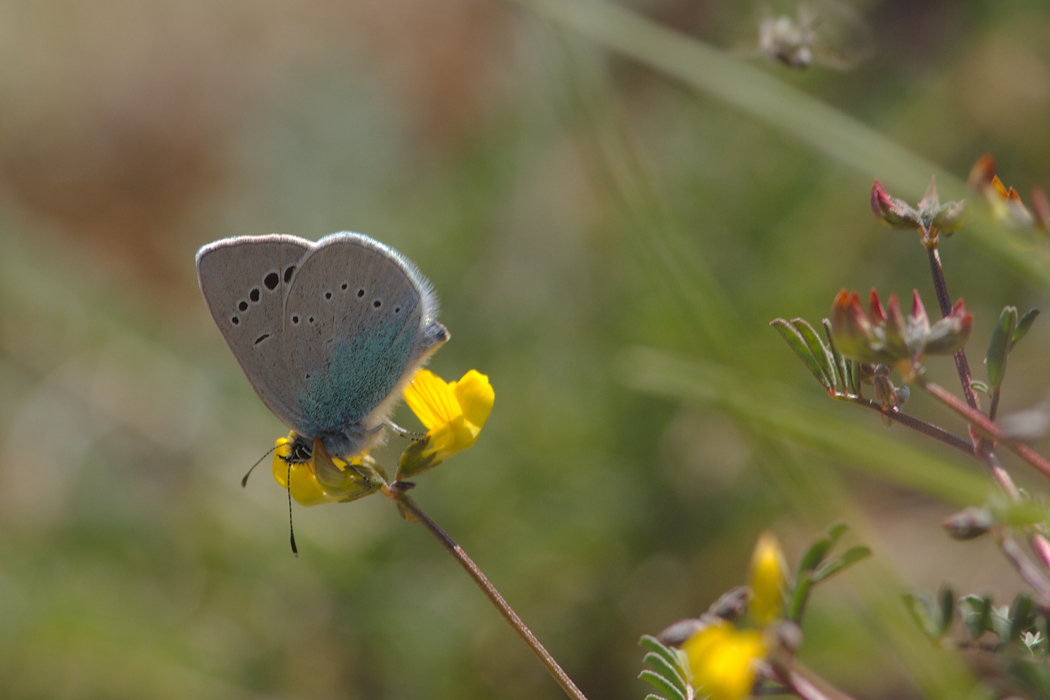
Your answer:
196,234 -> 315,433
282,232 -> 447,441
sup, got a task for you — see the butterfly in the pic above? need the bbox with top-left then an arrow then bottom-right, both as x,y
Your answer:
196,232 -> 449,463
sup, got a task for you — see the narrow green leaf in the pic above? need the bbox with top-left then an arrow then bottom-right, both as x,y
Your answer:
991,604 -> 1013,639
643,652 -> 688,696
644,695 -> 669,700
849,359 -> 861,396
969,379 -> 991,396
903,590 -> 939,638
986,307 -> 1017,389
938,585 -> 956,636
826,522 -> 849,542
796,536 -> 833,575
791,317 -> 838,390
640,635 -> 683,667
810,545 -> 872,583
786,575 -> 813,623
1010,593 -> 1035,642
639,670 -> 687,700
960,594 -> 992,640
823,319 -> 850,394
771,318 -> 832,392
1012,309 -> 1039,349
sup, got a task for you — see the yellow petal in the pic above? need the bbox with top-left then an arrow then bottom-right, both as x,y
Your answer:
404,369 -> 459,431
272,437 -> 342,506
748,531 -> 788,627
451,370 -> 494,431
396,370 -> 494,478
270,434 -> 377,506
682,621 -> 766,700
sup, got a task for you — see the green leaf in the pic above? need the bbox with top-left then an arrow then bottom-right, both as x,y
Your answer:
903,590 -> 939,638
849,359 -> 861,396
786,576 -> 813,623
823,319 -> 850,394
639,670 -> 686,700
771,318 -> 832,392
796,523 -> 847,576
796,536 -> 833,575
991,604 -> 1013,639
1012,309 -> 1040,349
986,306 -> 1017,389
969,379 -> 991,396
826,522 -> 849,542
1010,594 -> 1035,642
810,545 -> 872,583
791,318 -> 838,390
643,652 -> 688,697
960,594 -> 992,640
640,635 -> 682,666
938,585 -> 956,636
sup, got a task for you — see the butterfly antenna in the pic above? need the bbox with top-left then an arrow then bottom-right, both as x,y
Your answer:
287,461 -> 298,557
241,444 -> 278,488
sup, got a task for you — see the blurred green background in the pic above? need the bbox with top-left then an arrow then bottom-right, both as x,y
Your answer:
2,1 -> 1050,698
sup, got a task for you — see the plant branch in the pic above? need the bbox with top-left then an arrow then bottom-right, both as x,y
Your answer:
926,247 -> 980,411
767,655 -> 860,700
920,379 -> 1050,482
839,395 -> 973,454
995,529 -> 1050,609
385,485 -> 589,700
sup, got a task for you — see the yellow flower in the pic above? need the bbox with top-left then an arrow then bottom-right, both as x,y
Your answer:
398,369 -> 494,479
748,531 -> 788,627
682,620 -> 767,700
272,434 -> 383,506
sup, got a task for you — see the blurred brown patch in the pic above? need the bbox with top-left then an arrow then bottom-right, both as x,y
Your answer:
0,0 -> 513,291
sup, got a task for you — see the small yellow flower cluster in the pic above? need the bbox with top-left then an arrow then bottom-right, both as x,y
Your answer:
398,369 -> 494,479
681,532 -> 787,700
271,435 -> 382,506
271,369 -> 494,506
682,622 -> 766,700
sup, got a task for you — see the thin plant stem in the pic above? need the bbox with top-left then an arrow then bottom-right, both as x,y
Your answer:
921,379 -> 1050,482
996,530 -> 1050,609
767,654 -> 860,700
920,244 -> 1050,569
385,485 -> 589,700
926,246 -> 980,411
839,395 -> 973,454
